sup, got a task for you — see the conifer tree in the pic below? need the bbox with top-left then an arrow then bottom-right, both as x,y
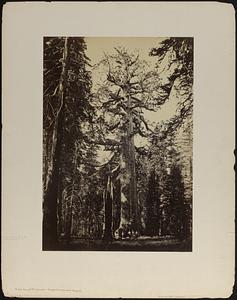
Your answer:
145,169 -> 160,236
43,37 -> 93,248
94,48 -> 172,235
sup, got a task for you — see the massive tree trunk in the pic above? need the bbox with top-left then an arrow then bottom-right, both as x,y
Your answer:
43,37 -> 68,250
118,92 -> 139,235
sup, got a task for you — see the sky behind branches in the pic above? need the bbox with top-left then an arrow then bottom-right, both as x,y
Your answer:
84,37 -> 179,161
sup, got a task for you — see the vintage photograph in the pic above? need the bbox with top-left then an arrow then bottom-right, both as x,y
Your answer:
43,37 -> 193,251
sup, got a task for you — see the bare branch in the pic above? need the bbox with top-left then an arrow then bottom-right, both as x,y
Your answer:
85,136 -> 120,147
128,53 -> 139,66
140,115 -> 154,132
130,96 -> 157,111
106,121 -> 121,131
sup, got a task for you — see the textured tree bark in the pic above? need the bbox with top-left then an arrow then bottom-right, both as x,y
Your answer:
43,104 -> 65,249
127,115 -> 138,229
43,37 -> 68,250
118,92 -> 139,235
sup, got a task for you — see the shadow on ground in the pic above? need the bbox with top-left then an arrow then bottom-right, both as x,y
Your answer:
52,236 -> 192,252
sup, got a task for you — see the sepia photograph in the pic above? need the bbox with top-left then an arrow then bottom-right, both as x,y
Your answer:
2,2 -> 235,298
43,37 -> 193,251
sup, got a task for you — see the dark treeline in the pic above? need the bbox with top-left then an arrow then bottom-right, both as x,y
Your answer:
43,37 -> 193,250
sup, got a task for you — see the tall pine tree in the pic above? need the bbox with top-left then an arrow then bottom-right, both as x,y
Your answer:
43,37 -> 93,249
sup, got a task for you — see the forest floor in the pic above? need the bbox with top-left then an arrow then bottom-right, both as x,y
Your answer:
56,236 -> 192,251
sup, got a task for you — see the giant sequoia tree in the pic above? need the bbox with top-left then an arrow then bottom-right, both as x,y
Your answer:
43,37 -> 92,249
93,48 -> 173,235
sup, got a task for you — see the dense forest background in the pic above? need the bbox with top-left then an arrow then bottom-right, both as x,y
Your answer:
43,37 -> 193,251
